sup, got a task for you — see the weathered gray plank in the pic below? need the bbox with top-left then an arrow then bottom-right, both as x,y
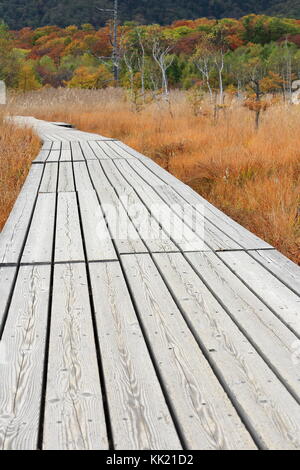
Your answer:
39,163 -> 58,193
0,265 -> 51,450
89,141 -> 110,160
107,141 -> 135,159
20,164 -> 44,194
41,141 -> 52,151
58,162 -> 75,192
33,149 -> 50,164
78,190 -> 117,261
46,150 -> 61,163
101,160 -> 178,253
0,266 -> 17,330
71,142 -> 84,161
88,161 -> 147,254
73,162 -> 93,192
61,141 -> 70,151
0,191 -> 37,265
121,253 -> 256,450
43,263 -> 108,450
55,193 -> 84,262
98,142 -> 124,160
250,249 -> 300,295
89,261 -> 182,450
220,251 -> 300,337
154,252 -> 300,449
129,159 -> 241,250
185,251 -> 300,401
60,149 -> 72,162
51,141 -> 61,151
21,193 -> 56,264
115,161 -> 210,252
80,142 -> 98,160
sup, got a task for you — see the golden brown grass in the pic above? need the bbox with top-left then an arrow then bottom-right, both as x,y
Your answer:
0,109 -> 40,230
9,88 -> 300,264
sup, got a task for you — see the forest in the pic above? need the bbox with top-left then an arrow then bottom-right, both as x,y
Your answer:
2,1 -> 300,29
1,14 -> 300,102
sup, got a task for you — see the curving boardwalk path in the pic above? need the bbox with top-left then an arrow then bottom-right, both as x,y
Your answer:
0,117 -> 300,450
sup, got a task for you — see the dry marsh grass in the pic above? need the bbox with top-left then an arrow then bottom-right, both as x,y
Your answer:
9,88 -> 300,264
0,110 -> 40,230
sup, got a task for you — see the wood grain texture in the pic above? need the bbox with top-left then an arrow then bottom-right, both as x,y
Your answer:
185,251 -> 300,402
73,162 -> 93,192
71,142 -> 84,161
55,192 -> 84,262
250,250 -> 300,295
106,141 -> 135,159
88,161 -> 147,254
41,141 -> 52,151
0,190 -> 37,265
219,251 -> 300,336
39,163 -> 58,194
43,263 -> 108,450
46,150 -> 61,163
0,265 -> 51,450
121,253 -> 256,450
80,142 -> 98,160
101,160 -> 177,253
58,162 -> 75,192
60,149 -> 72,162
21,193 -> 56,264
154,252 -> 300,449
90,261 -> 181,450
115,160 -> 210,252
89,141 -> 110,160
77,190 -> 117,261
0,266 -> 16,330
128,160 -> 241,251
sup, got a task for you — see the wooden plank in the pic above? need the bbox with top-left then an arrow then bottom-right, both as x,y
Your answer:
89,261 -> 181,450
0,191 -> 37,265
127,161 -> 241,251
78,190 -> 117,261
73,162 -> 93,192
98,142 -> 124,160
0,266 -> 17,330
88,141 -> 110,160
41,141 -> 52,151
115,160 -> 209,252
250,249 -> 300,295
33,149 -> 49,164
154,252 -> 300,449
101,160 -> 178,253
107,141 -> 135,159
58,162 -> 75,192
43,263 -> 108,450
21,193 -> 56,264
51,141 -> 61,151
39,163 -> 58,193
21,164 -> 44,194
115,141 -> 143,161
46,150 -> 61,163
180,185 -> 273,250
88,161 -> 147,254
219,251 -> 300,337
121,253 -> 256,450
71,142 -> 84,161
134,156 -> 272,250
0,265 -> 51,450
60,149 -> 72,162
61,141 -> 70,151
185,251 -> 300,399
55,192 -> 84,262
80,142 -> 98,160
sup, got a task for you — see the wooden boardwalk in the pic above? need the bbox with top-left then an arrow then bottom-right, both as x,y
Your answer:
0,117 -> 300,450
